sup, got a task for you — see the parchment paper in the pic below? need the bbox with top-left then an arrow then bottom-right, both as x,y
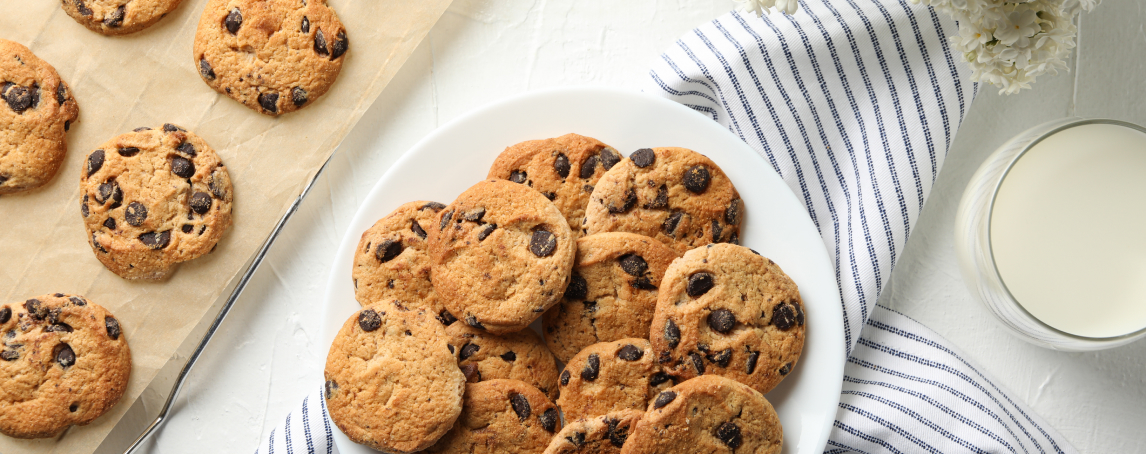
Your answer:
0,0 -> 451,451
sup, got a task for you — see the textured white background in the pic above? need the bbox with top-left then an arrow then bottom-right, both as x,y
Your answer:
108,1 -> 1146,452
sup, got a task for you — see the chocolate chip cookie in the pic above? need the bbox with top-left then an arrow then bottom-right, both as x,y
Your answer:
0,293 -> 131,439
80,125 -> 233,280
446,323 -> 561,400
194,0 -> 349,116
62,0 -> 184,35
324,299 -> 465,453
556,339 -> 674,423
422,379 -> 561,454
428,179 -> 575,334
353,201 -> 453,321
543,410 -> 644,454
488,134 -> 622,239
0,39 -> 79,195
649,244 -> 805,395
584,147 -> 742,254
621,375 -> 782,454
543,232 -> 679,364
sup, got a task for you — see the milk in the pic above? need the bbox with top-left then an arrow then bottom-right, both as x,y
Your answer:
990,123 -> 1146,338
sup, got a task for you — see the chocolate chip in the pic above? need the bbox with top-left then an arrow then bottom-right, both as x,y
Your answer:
463,207 -> 485,222
683,165 -> 711,193
746,351 -> 759,374
314,29 -> 329,56
617,344 -> 643,361
47,322 -> 73,333
689,352 -> 706,374
540,408 -> 559,433
465,315 -> 485,330
712,220 -> 723,242
600,148 -> 620,170
374,239 -> 402,263
779,362 -> 792,376
580,353 -> 600,381
177,141 -> 197,157
579,155 -> 598,179
649,372 -> 673,387
102,316 -> 122,340
0,350 -> 17,361
103,217 -> 116,230
1,83 -> 33,114
618,254 -> 648,277
708,309 -> 735,334
291,87 -> 307,107
64,120 -> 71,131
436,310 -> 457,326
103,4 -> 125,27
708,348 -> 732,367
187,192 -> 214,215
69,403 -> 79,412
663,211 -> 684,236
97,181 -> 123,209
358,309 -> 381,331
566,432 -> 586,446
716,422 -> 742,449
68,296 -> 86,307
687,272 -> 715,297
508,170 -> 527,184
164,123 -> 184,132
453,341 -> 480,361
631,148 -> 656,168
199,59 -> 216,80
582,300 -> 597,312
408,220 -> 427,240
606,417 -> 630,447
607,187 -> 637,214
477,223 -> 497,241
81,195 -> 90,218
124,202 -> 148,226
794,302 -> 805,326
209,171 -> 229,200
301,16 -> 310,33
225,7 -> 242,34
258,92 -> 279,113
772,303 -> 796,330
653,391 -> 676,409
421,202 -> 446,211
0,307 -> 9,324
560,369 -> 570,386
56,84 -> 67,106
92,233 -> 107,253
324,380 -> 338,399
439,210 -> 454,230
182,224 -> 194,233
510,393 -> 531,421
547,153 -> 571,180
460,363 -> 481,382
56,344 -> 75,368
664,319 -> 680,348
630,276 -> 657,290
138,231 -> 170,249
171,156 -> 195,178
331,30 -> 349,59
541,191 -> 556,201
529,229 -> 557,257
75,0 -> 92,16
647,184 -> 668,209
725,198 -> 741,225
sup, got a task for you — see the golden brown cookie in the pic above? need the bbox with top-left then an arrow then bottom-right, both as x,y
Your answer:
0,293 -> 131,439
194,0 -> 348,116
556,339 -> 673,423
543,232 -> 679,364
446,323 -> 561,400
324,299 -> 465,453
80,125 -> 233,280
488,134 -> 622,239
428,179 -> 575,334
543,410 -> 644,454
353,201 -> 454,323
62,0 -> 184,35
649,244 -> 805,395
621,375 -> 782,454
584,147 -> 742,254
422,379 -> 561,454
0,39 -> 79,195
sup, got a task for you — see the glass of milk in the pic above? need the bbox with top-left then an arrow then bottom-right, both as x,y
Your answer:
955,118 -> 1146,351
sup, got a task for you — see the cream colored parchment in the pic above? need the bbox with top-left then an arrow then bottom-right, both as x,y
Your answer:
0,0 -> 452,452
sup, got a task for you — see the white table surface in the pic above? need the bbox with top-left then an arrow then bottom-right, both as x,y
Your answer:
114,1 -> 1146,453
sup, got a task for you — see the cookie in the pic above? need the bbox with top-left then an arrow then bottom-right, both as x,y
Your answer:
649,244 -> 805,395
584,147 -> 742,254
324,299 -> 465,453
0,293 -> 131,439
428,179 -> 575,334
446,323 -> 561,400
422,379 -> 561,454
556,339 -> 674,423
543,232 -> 679,364
488,134 -> 622,239
0,39 -> 79,195
194,0 -> 349,116
543,410 -> 644,454
80,125 -> 234,280
62,0 -> 184,35
353,201 -> 453,320
621,375 -> 782,454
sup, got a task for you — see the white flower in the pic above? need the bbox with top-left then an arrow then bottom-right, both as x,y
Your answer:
734,0 -> 799,16
992,10 -> 1040,46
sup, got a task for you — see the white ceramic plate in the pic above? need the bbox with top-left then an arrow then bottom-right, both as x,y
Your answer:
321,87 -> 844,454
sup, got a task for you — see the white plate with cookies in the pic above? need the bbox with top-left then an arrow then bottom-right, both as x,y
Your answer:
320,86 -> 844,454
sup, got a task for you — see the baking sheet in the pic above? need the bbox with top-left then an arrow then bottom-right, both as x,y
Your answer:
0,0 -> 451,451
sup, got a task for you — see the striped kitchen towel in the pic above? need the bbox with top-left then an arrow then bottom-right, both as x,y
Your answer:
256,1 -> 1077,453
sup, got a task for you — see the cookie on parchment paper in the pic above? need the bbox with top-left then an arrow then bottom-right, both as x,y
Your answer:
446,322 -> 561,400
62,0 -> 184,35
80,124 -> 233,280
194,0 -> 349,116
0,39 -> 79,195
0,293 -> 131,439
422,379 -> 561,454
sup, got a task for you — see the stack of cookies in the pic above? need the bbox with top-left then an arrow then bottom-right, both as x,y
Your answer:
325,134 -> 808,453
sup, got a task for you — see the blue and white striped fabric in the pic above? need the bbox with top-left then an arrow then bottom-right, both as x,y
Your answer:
256,1 -> 1077,453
